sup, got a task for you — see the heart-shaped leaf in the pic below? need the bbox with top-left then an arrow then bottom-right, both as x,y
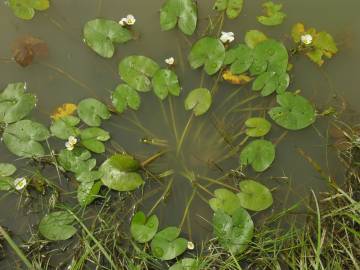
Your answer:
76,170 -> 103,183
257,1 -> 286,26
50,116 -> 80,140
209,189 -> 241,215
80,127 -> 110,154
0,163 -> 17,191
224,44 -> 253,74
268,92 -> 316,130
252,71 -> 289,96
83,19 -> 132,58
160,0 -> 198,35
245,117 -> 271,137
213,0 -> 244,19
8,0 -> 49,20
151,227 -> 187,261
77,98 -> 111,127
131,211 -> 159,243
245,30 -> 268,49
152,69 -> 181,100
239,139 -> 275,172
39,211 -> 77,241
119,56 -> 160,92
188,37 -> 225,75
77,181 -> 102,207
184,88 -> 212,116
99,154 -> 144,192
111,84 -> 141,113
237,180 -> 273,211
169,258 -> 201,270
0,82 -> 36,124
58,148 -> 96,176
3,120 -> 50,158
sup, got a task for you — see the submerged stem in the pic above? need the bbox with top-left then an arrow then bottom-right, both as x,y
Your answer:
176,113 -> 194,156
179,188 -> 197,229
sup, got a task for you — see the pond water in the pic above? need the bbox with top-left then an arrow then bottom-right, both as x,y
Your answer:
0,0 -> 360,268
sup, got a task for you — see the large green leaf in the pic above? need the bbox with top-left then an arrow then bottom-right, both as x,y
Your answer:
237,180 -> 273,211
239,139 -> 275,172
252,71 -> 289,96
99,154 -> 144,192
213,208 -> 254,254
111,84 -> 141,113
77,181 -> 102,207
83,19 -> 132,58
77,98 -> 111,127
57,148 -> 96,176
245,30 -> 268,49
119,56 -> 160,92
268,92 -> 316,130
152,69 -> 181,100
213,0 -> 244,19
160,0 -> 197,35
130,211 -> 159,243
8,0 -> 49,20
184,88 -> 212,116
3,120 -> 50,157
209,189 -> 241,215
257,1 -> 286,26
245,117 -> 271,137
151,227 -> 188,261
50,115 -> 80,140
188,37 -> 225,75
169,258 -> 201,270
39,211 -> 77,241
0,163 -> 16,191
0,82 -> 36,124
80,127 -> 110,154
224,44 -> 253,74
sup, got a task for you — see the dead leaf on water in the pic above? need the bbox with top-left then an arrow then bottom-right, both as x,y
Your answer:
222,70 -> 252,85
11,35 -> 48,67
51,103 -> 77,120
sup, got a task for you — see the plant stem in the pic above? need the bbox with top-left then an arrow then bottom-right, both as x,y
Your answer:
179,188 -> 197,229
176,113 -> 194,156
147,178 -> 173,216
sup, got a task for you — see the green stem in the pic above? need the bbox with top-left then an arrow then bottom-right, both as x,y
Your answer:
176,113 -> 194,156
179,188 -> 197,229
147,178 -> 173,216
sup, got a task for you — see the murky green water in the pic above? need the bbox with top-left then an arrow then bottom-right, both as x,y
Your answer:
0,0 -> 360,268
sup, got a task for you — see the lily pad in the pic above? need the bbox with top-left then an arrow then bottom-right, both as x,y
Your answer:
245,117 -> 271,137
257,1 -> 286,26
213,208 -> 254,254
152,69 -> 181,100
160,0 -> 197,35
77,181 -> 102,207
151,227 -> 188,261
268,92 -> 316,130
119,56 -> 160,92
224,44 -> 253,74
83,19 -> 132,58
77,98 -> 111,127
99,154 -> 144,192
39,211 -> 77,241
169,258 -> 201,270
8,0 -> 49,20
239,139 -> 275,172
252,71 -> 289,96
50,116 -> 80,140
3,120 -> 50,158
80,127 -> 110,154
0,163 -> 17,191
76,170 -> 103,183
245,30 -> 268,49
209,188 -> 241,215
188,37 -> 225,75
130,211 -> 159,243
237,180 -> 273,211
213,0 -> 244,19
57,148 -> 96,176
184,88 -> 212,116
0,82 -> 36,124
111,84 -> 141,113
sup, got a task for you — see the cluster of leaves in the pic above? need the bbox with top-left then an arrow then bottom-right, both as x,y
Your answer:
7,0 -> 49,20
213,0 -> 244,19
0,163 -> 17,191
257,1 -> 286,26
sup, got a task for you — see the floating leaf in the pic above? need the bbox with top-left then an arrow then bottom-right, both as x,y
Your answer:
152,69 -> 181,100
50,116 -> 80,140
11,35 -> 48,67
58,148 -> 96,176
131,211 -> 159,243
77,181 -> 102,207
213,0 -> 244,19
151,227 -> 187,261
257,1 -> 286,26
83,19 -> 132,58
50,103 -> 77,120
8,0 -> 49,20
3,120 -> 50,158
77,98 -> 111,127
169,258 -> 201,270
268,92 -> 316,130
0,82 -> 36,124
39,211 -> 77,241
119,56 -> 160,92
188,37 -> 225,75
222,70 -> 252,85
160,0 -> 197,35
209,189 -> 241,215
245,117 -> 271,137
224,44 -> 253,74
237,180 -> 273,211
0,163 -> 16,191
80,127 -> 110,154
213,208 -> 254,254
76,170 -> 103,183
99,154 -> 144,192
245,30 -> 268,49
184,88 -> 212,116
252,71 -> 289,96
239,139 -> 275,172
111,84 -> 141,113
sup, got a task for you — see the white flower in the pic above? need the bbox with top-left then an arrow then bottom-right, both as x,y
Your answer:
165,57 -> 175,65
14,177 -> 27,191
301,34 -> 313,45
118,18 -> 127,26
126,14 -> 136,25
187,241 -> 195,250
220,31 -> 235,44
65,141 -> 75,151
68,136 -> 78,145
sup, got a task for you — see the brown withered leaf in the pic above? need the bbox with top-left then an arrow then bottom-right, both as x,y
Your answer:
12,35 -> 48,67
51,103 -> 77,120
222,70 -> 252,85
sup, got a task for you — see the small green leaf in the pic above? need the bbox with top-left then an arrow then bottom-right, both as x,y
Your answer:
0,177 -> 13,191
224,44 -> 253,74
239,139 -> 275,172
77,181 -> 102,207
152,69 -> 181,100
184,88 -> 212,116
0,163 -> 17,177
76,170 -> 103,183
58,148 -> 96,176
39,211 -> 77,241
245,117 -> 271,137
77,98 -> 111,127
257,1 -> 286,26
131,211 -> 159,243
237,180 -> 273,211
245,30 -> 268,49
80,127 -> 110,154
8,0 -> 49,20
50,116 -> 80,140
213,0 -> 244,19
209,189 -> 242,215
111,84 -> 141,113
169,258 -> 201,270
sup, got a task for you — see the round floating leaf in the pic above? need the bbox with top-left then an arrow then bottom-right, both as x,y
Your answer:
50,116 -> 80,140
8,0 -> 49,20
213,208 -> 254,255
245,30 -> 268,49
245,117 -> 271,137
0,163 -> 16,177
188,37 -> 225,75
77,98 -> 111,127
99,154 -> 144,192
77,181 -> 102,207
111,84 -> 141,113
80,127 -> 110,154
0,177 -> 13,191
224,44 -> 253,74
268,92 -> 316,130
58,148 -> 96,176
76,170 -> 103,183
257,1 -> 286,26
151,227 -> 188,261
39,211 -> 77,241
237,180 -> 273,211
152,69 -> 181,100
213,0 -> 244,19
131,211 -> 159,243
160,0 -> 197,35
239,139 -> 275,172
209,189 -> 241,215
169,258 -> 201,270
83,19 -> 132,58
119,56 -> 160,92
184,88 -> 212,116
0,82 -> 36,124
3,120 -> 50,158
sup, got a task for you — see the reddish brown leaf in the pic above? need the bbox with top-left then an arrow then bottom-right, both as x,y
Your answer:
12,35 -> 48,67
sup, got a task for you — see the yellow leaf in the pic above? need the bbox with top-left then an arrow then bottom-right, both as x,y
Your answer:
51,103 -> 77,120
222,70 -> 252,85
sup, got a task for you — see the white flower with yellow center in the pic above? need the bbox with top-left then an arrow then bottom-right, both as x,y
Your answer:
68,136 -> 78,145
14,177 -> 27,191
187,241 -> 195,250
118,18 -> 127,26
65,142 -> 74,151
220,31 -> 235,44
165,57 -> 175,65
301,34 -> 313,45
126,14 -> 136,25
